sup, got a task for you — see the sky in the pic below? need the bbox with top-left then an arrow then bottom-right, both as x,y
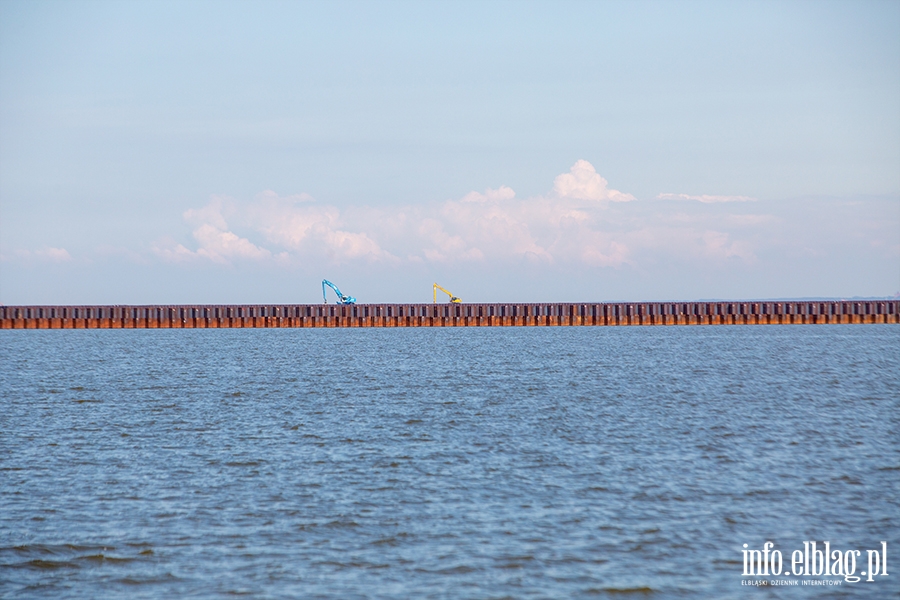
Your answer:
1,0 -> 898,305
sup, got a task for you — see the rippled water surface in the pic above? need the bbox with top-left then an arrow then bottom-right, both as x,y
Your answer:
1,326 -> 898,599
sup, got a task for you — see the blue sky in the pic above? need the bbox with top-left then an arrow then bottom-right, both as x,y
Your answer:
1,0 -> 898,304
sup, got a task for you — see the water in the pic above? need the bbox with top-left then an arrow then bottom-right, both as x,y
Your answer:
1,326 -> 898,599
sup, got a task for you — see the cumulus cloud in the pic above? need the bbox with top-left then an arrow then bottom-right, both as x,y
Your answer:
245,190 -> 393,263
6,247 -> 74,262
159,190 -> 394,265
191,224 -> 272,263
553,159 -> 635,202
34,247 -> 73,262
435,187 -> 553,263
657,193 -> 756,203
701,230 -> 756,261
460,186 -> 516,203
151,239 -> 198,263
156,197 -> 273,264
183,196 -> 230,229
405,162 -> 638,266
157,159 -> 765,271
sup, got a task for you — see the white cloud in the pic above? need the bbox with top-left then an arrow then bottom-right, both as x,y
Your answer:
657,193 -> 756,203
436,190 -> 553,263
183,196 -> 230,229
245,190 -> 393,263
157,160 -> 764,271
6,247 -> 74,262
581,240 -> 629,267
151,238 -> 198,263
162,190 -> 394,265
701,230 -> 756,261
460,186 -> 516,203
34,247 -> 72,262
156,197 -> 273,264
191,224 -> 271,263
416,218 -> 482,262
553,159 -> 635,202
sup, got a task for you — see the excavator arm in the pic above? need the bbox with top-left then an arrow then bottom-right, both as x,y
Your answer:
433,283 -> 461,303
322,280 -> 357,304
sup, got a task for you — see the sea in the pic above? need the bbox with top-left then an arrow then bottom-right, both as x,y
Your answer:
1,325 -> 898,599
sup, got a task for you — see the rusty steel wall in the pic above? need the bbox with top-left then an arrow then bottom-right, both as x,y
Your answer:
1,301 -> 898,329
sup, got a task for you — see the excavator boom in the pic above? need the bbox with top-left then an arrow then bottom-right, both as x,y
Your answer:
322,279 -> 357,304
433,283 -> 462,303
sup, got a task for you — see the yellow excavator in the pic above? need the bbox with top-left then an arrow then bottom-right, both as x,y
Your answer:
433,283 -> 462,303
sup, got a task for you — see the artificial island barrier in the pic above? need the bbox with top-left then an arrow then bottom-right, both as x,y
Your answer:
1,301 -> 897,329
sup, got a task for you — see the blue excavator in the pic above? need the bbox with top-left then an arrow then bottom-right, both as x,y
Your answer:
322,279 -> 356,304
